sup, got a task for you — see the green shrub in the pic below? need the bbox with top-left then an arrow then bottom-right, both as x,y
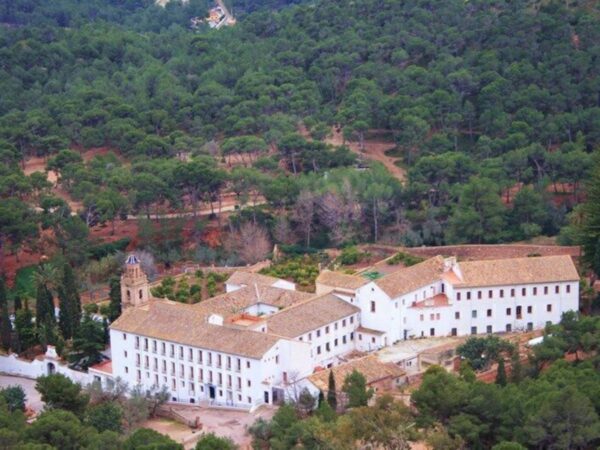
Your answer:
83,303 -> 99,315
386,252 -> 424,266
337,246 -> 369,265
87,238 -> 131,260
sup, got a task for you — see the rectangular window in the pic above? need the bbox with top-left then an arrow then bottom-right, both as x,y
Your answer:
334,338 -> 338,346
342,335 -> 347,344
486,325 -> 492,334
510,288 -> 515,297
198,350 -> 203,363
544,286 -> 548,295
420,314 -> 424,321
566,285 -> 571,293
430,328 -> 435,337
123,333 -> 127,340
436,313 -> 440,320
430,313 -> 435,320
500,289 -> 504,298
317,346 -> 321,355
547,304 -> 552,312
527,306 -> 532,313
455,311 -> 460,319
487,309 -> 492,317
370,301 -> 376,313
488,290 -> 493,299
350,316 -> 354,324
477,291 -> 482,299
457,292 -> 462,301
342,319 -> 346,327
532,287 -> 537,295
325,326 -> 330,334
467,292 -> 471,300
521,288 -> 526,296
471,326 -> 477,335
326,343 -> 330,352
506,324 -> 512,332
555,285 -> 560,294
317,330 -> 321,338
451,328 -> 457,336
471,310 -> 477,318
506,308 -> 512,316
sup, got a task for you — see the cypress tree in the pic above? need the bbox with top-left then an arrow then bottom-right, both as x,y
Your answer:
580,155 -> 600,271
15,306 -> 36,352
0,277 -> 12,351
35,283 -> 55,328
13,295 -> 22,311
108,276 -> 122,321
317,390 -> 325,407
327,370 -> 337,411
496,358 -> 507,386
58,262 -> 81,340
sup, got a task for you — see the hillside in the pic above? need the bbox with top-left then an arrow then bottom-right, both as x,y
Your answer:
0,0 -> 599,277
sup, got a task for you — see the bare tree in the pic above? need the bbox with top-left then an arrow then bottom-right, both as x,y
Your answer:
293,190 -> 316,248
317,181 -> 362,245
273,215 -> 296,245
236,221 -> 271,264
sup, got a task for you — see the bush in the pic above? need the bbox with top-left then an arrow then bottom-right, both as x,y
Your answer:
83,303 -> 99,315
99,304 -> 111,317
87,238 -> 131,260
0,386 -> 26,412
337,246 -> 367,265
86,401 -> 123,433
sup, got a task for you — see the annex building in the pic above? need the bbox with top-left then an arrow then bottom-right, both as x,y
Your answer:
109,253 -> 579,409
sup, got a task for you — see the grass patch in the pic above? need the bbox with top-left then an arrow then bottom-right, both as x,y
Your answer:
10,265 -> 37,300
386,252 -> 425,267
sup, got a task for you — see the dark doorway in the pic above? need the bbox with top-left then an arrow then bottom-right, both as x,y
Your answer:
47,362 -> 55,375
208,385 -> 216,399
264,391 -> 269,404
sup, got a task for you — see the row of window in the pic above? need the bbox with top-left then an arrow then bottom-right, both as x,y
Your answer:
419,304 -> 553,322
126,334 -> 251,371
135,372 -> 254,405
423,322 -> 543,338
314,333 -> 354,356
129,363 -> 253,390
456,285 -> 570,301
299,315 -> 356,341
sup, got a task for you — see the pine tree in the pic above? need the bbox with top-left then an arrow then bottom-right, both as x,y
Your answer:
342,370 -> 373,408
495,358 -> 507,386
327,370 -> 337,411
0,277 -> 12,351
580,155 -> 600,272
58,262 -> 81,340
108,276 -> 122,321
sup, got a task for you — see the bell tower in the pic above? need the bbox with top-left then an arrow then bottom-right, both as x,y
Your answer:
121,254 -> 150,308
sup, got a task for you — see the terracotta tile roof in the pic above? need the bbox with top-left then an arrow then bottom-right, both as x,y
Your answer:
356,326 -> 386,336
226,271 -> 282,287
452,255 -> 579,287
410,293 -> 451,309
266,293 -> 360,338
375,256 -> 445,298
110,301 -> 281,358
89,360 -> 112,374
308,355 -> 405,392
194,285 -> 311,320
316,270 -> 367,290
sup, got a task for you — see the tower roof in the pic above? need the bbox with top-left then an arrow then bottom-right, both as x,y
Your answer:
126,254 -> 140,265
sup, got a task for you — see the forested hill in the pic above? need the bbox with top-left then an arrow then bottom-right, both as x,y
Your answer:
1,0 -> 599,256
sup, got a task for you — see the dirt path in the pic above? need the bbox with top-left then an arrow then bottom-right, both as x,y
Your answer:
323,127 -> 406,182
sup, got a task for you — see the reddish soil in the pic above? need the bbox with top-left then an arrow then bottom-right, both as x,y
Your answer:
324,127 -> 406,182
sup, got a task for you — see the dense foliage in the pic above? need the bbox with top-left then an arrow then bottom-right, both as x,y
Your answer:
1,0 -> 599,274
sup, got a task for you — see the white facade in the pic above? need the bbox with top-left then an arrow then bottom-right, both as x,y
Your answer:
293,312 -> 360,368
345,257 -> 579,348
109,329 -> 311,408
